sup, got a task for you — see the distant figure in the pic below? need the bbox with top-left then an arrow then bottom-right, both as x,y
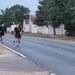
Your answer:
0,23 -> 6,43
14,24 -> 22,47
11,22 -> 16,42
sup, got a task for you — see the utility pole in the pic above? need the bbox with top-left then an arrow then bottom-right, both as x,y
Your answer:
29,15 -> 32,33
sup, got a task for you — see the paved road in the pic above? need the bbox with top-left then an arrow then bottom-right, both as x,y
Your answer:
3,34 -> 75,75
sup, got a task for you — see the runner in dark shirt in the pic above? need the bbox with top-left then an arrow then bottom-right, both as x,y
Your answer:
0,23 -> 6,43
14,23 -> 22,47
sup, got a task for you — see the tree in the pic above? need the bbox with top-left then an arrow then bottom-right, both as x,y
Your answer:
63,0 -> 75,36
46,0 -> 69,35
0,14 -> 3,25
35,0 -> 48,27
0,4 -> 30,27
35,0 -> 65,35
10,4 -> 30,25
35,0 -> 75,35
1,8 -> 16,27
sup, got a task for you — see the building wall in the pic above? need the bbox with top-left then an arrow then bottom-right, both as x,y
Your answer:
31,24 -> 37,33
37,25 -> 53,34
23,24 -> 30,32
56,24 -> 66,35
48,25 -> 54,34
23,19 -> 38,33
23,19 -> 66,35
37,24 -> 66,35
7,27 -> 11,32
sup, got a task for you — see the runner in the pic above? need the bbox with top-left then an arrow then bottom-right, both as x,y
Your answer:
0,23 -> 6,43
11,22 -> 16,42
14,23 -> 22,47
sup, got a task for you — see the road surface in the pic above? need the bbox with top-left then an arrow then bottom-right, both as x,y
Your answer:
2,34 -> 75,75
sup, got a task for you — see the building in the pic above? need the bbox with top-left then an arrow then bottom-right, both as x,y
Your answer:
23,16 -> 65,35
23,16 -> 37,33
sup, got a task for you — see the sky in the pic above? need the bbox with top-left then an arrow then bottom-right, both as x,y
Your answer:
0,0 -> 39,15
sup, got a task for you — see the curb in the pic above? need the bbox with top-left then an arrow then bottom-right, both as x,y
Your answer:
0,44 -> 27,58
0,44 -> 56,75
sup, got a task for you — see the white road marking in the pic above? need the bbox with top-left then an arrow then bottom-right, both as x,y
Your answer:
0,43 -> 56,75
50,73 -> 56,75
0,44 -> 27,58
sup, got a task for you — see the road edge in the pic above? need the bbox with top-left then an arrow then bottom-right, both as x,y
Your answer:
0,43 -> 56,75
0,43 -> 27,58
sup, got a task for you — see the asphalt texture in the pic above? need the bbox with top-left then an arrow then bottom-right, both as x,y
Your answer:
2,34 -> 75,75
0,55 -> 44,72
0,45 -> 48,75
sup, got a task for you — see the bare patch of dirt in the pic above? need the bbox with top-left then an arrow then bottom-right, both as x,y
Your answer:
0,45 -> 15,55
22,32 -> 75,43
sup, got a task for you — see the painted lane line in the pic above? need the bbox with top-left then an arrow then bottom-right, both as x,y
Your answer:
0,44 -> 27,58
0,44 -> 56,75
50,73 -> 56,75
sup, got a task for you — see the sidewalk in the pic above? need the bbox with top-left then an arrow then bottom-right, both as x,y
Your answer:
0,44 -> 49,75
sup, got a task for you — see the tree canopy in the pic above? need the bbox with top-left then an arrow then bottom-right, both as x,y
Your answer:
0,4 -> 30,27
35,0 -> 75,35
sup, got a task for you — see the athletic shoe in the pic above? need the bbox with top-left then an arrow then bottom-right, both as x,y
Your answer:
19,41 -> 20,43
13,41 -> 15,42
1,42 -> 3,44
17,45 -> 19,47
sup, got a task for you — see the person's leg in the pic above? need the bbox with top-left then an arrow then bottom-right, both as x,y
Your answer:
15,34 -> 19,47
18,34 -> 21,43
14,34 -> 16,41
0,34 -> 2,41
16,38 -> 19,47
1,35 -> 4,43
12,31 -> 15,42
0,34 -> 1,41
